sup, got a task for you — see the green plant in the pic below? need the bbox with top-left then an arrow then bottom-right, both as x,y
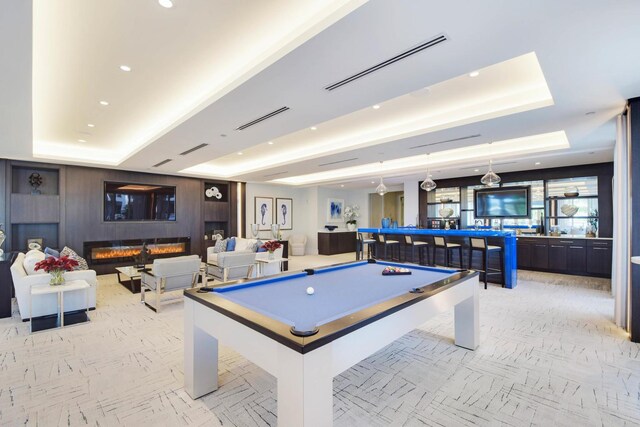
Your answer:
588,209 -> 598,232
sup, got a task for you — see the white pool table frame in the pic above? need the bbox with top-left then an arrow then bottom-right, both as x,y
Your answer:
184,272 -> 479,427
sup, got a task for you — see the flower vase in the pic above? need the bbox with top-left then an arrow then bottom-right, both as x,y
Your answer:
347,223 -> 356,231
50,269 -> 65,286
268,251 -> 275,260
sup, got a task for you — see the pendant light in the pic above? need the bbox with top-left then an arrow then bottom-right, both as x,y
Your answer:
420,153 -> 437,192
480,143 -> 501,186
375,161 -> 388,196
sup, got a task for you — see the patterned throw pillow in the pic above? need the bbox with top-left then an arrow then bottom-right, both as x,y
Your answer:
212,238 -> 228,253
247,239 -> 262,252
60,246 -> 89,270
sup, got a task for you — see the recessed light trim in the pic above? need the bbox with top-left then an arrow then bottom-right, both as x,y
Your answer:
119,65 -> 131,72
99,101 -> 109,106
535,162 -> 541,165
78,139 -> 86,143
87,124 -> 95,128
469,71 -> 480,77
372,105 -> 381,110
310,126 -> 317,131
268,141 -> 274,145
237,152 -> 243,155
158,0 -> 174,8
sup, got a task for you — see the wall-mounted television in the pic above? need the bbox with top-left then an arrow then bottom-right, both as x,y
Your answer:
104,182 -> 176,221
474,186 -> 531,218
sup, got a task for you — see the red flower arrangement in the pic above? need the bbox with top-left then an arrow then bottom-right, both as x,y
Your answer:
261,240 -> 282,253
34,256 -> 79,273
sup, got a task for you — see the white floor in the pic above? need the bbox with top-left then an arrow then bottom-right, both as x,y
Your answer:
0,253 -> 638,426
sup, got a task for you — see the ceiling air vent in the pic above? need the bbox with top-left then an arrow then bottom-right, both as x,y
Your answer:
460,161 -> 518,170
324,34 -> 448,91
409,134 -> 481,150
263,171 -> 289,178
318,158 -> 358,167
235,106 -> 290,131
180,143 -> 208,156
152,159 -> 172,167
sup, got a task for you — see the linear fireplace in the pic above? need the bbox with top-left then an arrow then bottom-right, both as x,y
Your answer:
83,237 -> 191,273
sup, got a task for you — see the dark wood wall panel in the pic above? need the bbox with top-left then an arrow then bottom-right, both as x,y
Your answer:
10,194 -> 60,223
629,98 -> 640,342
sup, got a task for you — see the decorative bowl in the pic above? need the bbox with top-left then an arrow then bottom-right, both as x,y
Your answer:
439,207 -> 454,218
560,204 -> 579,217
324,225 -> 338,231
563,192 -> 580,197
440,198 -> 453,203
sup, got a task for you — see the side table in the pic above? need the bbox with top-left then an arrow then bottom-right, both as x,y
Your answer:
30,279 -> 91,333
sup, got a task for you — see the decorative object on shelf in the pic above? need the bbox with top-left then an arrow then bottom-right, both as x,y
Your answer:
34,255 -> 79,286
276,198 -> 293,230
324,225 -> 338,231
420,153 -> 437,192
480,158 -> 501,186
271,224 -> 281,240
439,207 -> 454,218
205,186 -> 223,200
27,238 -> 43,251
585,225 -> 596,238
588,209 -> 599,236
254,197 -> 273,231
134,242 -> 151,268
327,198 -> 344,223
250,223 -> 259,238
381,217 -> 391,228
0,224 -> 5,257
563,186 -> 579,197
261,240 -> 282,260
28,172 -> 43,195
439,198 -> 452,203
343,204 -> 360,231
560,204 -> 579,217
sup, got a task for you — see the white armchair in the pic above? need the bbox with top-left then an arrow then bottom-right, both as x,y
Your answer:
141,255 -> 201,312
289,234 -> 307,256
207,252 -> 257,282
10,252 -> 97,320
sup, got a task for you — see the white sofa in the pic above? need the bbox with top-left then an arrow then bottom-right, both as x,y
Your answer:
206,237 -> 283,278
141,255 -> 201,312
10,252 -> 97,320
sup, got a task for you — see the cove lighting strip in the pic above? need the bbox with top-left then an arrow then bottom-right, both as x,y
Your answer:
272,131 -> 569,186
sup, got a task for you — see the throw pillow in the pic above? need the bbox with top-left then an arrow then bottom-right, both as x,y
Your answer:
212,238 -> 228,253
23,250 -> 46,275
256,240 -> 267,252
226,237 -> 236,252
60,246 -> 89,271
44,247 -> 60,258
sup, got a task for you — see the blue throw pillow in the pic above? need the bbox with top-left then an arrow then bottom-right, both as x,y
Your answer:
44,247 -> 60,258
226,237 -> 236,251
257,240 -> 267,253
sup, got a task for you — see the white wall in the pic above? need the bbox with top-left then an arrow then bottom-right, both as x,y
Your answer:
403,179 -> 420,226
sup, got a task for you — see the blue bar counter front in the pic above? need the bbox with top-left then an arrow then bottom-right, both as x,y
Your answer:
359,227 -> 518,288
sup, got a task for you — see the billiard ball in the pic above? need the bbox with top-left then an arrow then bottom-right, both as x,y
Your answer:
306,287 -> 315,295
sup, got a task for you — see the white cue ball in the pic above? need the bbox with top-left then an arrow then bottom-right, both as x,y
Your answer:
306,287 -> 315,295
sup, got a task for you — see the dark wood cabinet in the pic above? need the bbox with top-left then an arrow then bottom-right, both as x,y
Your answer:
567,243 -> 587,273
318,231 -> 356,255
587,240 -> 612,275
548,244 -> 567,271
0,253 -> 17,318
517,241 -> 532,268
531,243 -> 549,270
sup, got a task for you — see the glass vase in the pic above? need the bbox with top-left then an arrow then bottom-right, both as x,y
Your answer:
49,269 -> 65,286
268,251 -> 275,260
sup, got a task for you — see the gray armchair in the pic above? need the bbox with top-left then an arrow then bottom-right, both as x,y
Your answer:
141,255 -> 201,312
207,252 -> 256,282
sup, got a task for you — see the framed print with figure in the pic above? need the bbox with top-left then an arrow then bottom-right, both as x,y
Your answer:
254,197 -> 273,231
276,198 -> 293,230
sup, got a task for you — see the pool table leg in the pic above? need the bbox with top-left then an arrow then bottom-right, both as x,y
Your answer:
277,344 -> 333,427
454,279 -> 480,350
184,298 -> 219,399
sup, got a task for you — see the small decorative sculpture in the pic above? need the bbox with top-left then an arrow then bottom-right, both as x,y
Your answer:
560,204 -> 579,217
29,172 -> 43,195
439,207 -> 454,218
134,242 -> 151,268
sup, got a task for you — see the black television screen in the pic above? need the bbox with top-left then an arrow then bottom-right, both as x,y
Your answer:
104,182 -> 176,221
474,186 -> 530,218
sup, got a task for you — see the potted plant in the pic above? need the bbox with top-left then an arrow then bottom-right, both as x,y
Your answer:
344,205 -> 360,231
34,255 -> 79,286
261,240 -> 282,260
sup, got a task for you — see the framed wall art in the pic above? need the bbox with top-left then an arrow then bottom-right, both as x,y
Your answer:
254,197 -> 273,230
326,198 -> 344,223
276,198 -> 293,230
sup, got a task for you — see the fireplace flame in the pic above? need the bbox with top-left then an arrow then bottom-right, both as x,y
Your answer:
92,244 -> 186,260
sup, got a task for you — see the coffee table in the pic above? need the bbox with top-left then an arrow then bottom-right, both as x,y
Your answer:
30,279 -> 91,333
116,265 -> 150,293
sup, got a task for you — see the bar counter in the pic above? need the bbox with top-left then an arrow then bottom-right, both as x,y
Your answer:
358,227 -> 517,288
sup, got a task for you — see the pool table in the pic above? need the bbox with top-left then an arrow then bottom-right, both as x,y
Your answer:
184,260 -> 479,427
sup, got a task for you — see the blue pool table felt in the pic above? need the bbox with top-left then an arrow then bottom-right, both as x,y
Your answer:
214,262 -> 455,332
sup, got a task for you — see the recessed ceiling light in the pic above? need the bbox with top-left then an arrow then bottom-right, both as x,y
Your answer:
340,184 -> 345,187
310,126 -> 317,131
119,65 -> 131,72
474,169 -> 479,172
237,152 -> 243,155
78,139 -> 86,143
535,162 -> 541,165
268,141 -> 274,145
99,101 -> 109,106
469,71 -> 480,77
87,123 -> 95,128
372,105 -> 380,110
371,181 -> 375,184
158,0 -> 174,8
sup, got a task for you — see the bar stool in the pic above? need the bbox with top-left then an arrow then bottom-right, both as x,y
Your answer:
404,235 -> 430,265
432,236 -> 464,268
377,234 -> 400,261
356,232 -> 376,260
468,237 -> 505,289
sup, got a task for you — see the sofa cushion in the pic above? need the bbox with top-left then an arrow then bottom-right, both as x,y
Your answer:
60,246 -> 89,270
226,237 -> 236,252
44,247 -> 60,258
212,238 -> 227,253
23,250 -> 46,275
